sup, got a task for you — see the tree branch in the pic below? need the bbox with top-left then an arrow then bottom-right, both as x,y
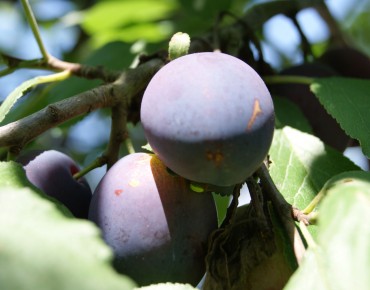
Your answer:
0,54 -> 122,82
0,58 -> 164,154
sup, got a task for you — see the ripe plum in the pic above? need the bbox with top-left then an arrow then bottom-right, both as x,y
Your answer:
88,153 -> 218,286
140,52 -> 275,187
17,150 -> 92,219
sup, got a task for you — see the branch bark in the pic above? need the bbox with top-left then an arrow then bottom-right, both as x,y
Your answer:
0,58 -> 164,154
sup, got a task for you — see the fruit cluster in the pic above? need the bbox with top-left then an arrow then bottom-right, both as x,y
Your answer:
17,52 -> 275,286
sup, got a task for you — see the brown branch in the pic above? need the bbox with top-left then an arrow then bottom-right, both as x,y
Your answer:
47,55 -> 122,82
0,58 -> 164,154
0,53 -> 121,82
314,1 -> 347,46
105,103 -> 128,169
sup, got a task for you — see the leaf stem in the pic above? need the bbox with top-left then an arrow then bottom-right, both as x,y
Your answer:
21,0 -> 49,60
0,70 -> 71,124
299,221 -> 317,248
264,75 -> 314,85
125,138 -> 135,154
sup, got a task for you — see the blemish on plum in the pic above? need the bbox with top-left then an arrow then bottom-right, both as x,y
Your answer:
206,150 -> 224,166
114,189 -> 123,196
247,99 -> 263,130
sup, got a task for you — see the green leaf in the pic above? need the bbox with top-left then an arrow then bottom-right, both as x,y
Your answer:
269,127 -> 359,209
0,70 -> 71,124
284,172 -> 370,290
91,23 -> 172,47
81,0 -> 177,47
269,127 -> 359,237
273,96 -> 313,133
135,282 -> 197,290
0,162 -> 136,290
311,77 -> 370,157
82,0 -> 177,34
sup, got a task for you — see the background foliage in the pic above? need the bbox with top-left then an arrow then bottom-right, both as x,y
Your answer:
0,0 -> 369,289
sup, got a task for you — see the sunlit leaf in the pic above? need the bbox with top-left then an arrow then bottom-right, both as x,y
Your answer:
269,127 -> 359,209
91,23 -> 172,47
0,162 -> 136,290
82,0 -> 177,34
135,282 -> 197,290
0,70 -> 71,124
268,127 -> 359,237
311,77 -> 370,157
284,171 -> 370,290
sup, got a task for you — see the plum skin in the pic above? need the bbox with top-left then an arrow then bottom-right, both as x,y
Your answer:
88,153 -> 218,286
18,150 -> 92,219
140,52 -> 275,187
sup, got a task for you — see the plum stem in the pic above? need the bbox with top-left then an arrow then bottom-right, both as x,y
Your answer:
256,163 -> 307,264
73,156 -> 108,180
299,221 -> 317,248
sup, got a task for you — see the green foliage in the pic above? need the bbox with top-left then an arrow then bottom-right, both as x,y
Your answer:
273,96 -> 313,133
135,282 -> 198,290
0,162 -> 136,290
82,0 -> 178,47
269,126 -> 359,208
0,71 -> 71,124
1,0 -> 370,289
284,171 -> 370,290
311,77 -> 370,157
269,127 -> 359,237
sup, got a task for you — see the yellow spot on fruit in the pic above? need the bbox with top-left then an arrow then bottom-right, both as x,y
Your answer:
129,179 -> 140,187
247,99 -> 263,130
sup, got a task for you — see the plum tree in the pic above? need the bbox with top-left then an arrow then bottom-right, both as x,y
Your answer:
17,150 -> 92,219
319,46 -> 370,79
269,63 -> 350,151
140,52 -> 275,187
88,153 -> 218,286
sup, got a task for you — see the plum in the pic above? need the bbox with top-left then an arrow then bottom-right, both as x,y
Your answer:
88,153 -> 218,286
269,63 -> 350,151
319,46 -> 370,79
140,52 -> 275,187
17,150 -> 92,219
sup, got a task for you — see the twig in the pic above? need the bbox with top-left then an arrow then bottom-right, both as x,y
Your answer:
1,83 -> 117,155
0,58 -> 164,154
105,102 -> 127,169
73,155 -> 108,180
21,0 -> 49,60
256,163 -> 307,264
314,1 -> 347,46
0,54 -> 121,82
